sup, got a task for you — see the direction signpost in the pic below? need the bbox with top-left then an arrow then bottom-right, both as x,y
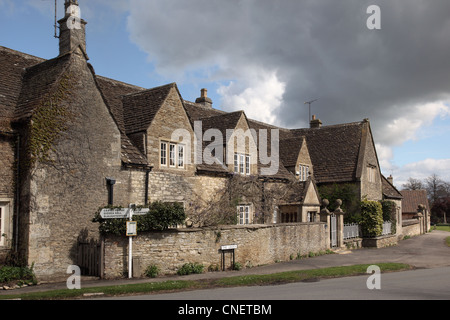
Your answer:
99,205 -> 148,278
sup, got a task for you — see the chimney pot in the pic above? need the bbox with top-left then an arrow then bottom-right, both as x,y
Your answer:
195,88 -> 213,108
310,115 -> 322,128
387,175 -> 394,185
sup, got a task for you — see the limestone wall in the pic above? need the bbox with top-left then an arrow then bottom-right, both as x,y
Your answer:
104,222 -> 329,278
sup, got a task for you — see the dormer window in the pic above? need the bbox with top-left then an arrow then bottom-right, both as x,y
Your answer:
297,164 -> 310,181
234,153 -> 251,175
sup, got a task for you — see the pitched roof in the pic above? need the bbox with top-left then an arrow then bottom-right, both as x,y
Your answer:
95,75 -> 145,134
121,83 -> 176,135
381,175 -> 403,199
290,121 -> 365,183
14,54 -> 72,121
0,46 -> 148,167
0,46 -> 45,130
401,189 -> 430,213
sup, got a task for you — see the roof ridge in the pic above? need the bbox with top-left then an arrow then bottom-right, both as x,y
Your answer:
123,82 -> 176,97
96,75 -> 146,91
0,46 -> 46,62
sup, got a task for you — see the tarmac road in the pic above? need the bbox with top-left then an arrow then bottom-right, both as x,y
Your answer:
113,266 -> 450,300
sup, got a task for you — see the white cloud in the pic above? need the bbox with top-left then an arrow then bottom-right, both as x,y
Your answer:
376,101 -> 450,179
218,69 -> 286,125
376,101 -> 450,147
392,158 -> 450,189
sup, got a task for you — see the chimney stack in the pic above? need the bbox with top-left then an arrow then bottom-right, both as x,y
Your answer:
195,88 -> 213,108
58,0 -> 88,58
387,175 -> 394,185
310,115 -> 322,128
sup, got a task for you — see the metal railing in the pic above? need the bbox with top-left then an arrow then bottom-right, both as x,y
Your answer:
343,223 -> 360,240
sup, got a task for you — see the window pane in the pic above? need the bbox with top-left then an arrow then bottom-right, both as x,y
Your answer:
169,144 -> 176,167
245,206 -> 249,224
245,155 -> 250,175
160,142 -> 167,165
234,154 -> 239,173
239,206 -> 244,225
178,145 -> 184,167
239,154 -> 244,174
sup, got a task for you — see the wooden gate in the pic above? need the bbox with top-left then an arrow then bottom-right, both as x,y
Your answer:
77,239 -> 103,277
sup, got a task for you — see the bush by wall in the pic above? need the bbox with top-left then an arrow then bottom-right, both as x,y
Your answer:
360,200 -> 383,237
93,201 -> 186,235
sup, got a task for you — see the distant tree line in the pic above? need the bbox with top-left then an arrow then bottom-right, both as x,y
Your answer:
402,174 -> 450,224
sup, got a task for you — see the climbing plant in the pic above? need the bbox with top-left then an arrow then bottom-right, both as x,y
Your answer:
360,199 -> 383,237
26,71 -> 75,168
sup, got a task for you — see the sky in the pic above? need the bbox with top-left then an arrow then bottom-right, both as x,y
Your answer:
1,0 -> 450,189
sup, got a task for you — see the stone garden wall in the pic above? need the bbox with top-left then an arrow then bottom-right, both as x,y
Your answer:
103,222 -> 329,278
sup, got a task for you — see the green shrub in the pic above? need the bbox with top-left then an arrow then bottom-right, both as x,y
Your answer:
0,263 -> 37,285
233,262 -> 242,271
360,200 -> 383,237
93,201 -> 186,235
144,264 -> 160,278
176,263 -> 204,276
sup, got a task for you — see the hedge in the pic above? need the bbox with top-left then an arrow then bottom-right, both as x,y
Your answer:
360,200 -> 383,237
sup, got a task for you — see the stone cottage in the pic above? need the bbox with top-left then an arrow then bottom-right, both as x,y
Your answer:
0,0 -> 398,279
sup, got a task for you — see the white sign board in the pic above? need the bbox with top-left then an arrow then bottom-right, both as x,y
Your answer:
133,208 -> 150,215
221,245 -> 237,250
126,221 -> 137,236
100,208 -> 130,219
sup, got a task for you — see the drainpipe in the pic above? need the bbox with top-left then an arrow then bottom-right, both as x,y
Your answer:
144,168 -> 150,205
106,178 -> 116,205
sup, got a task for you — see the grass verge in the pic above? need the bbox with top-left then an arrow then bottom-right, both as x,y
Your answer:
0,263 -> 412,300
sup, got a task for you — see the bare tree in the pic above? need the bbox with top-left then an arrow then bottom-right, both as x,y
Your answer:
402,177 -> 424,190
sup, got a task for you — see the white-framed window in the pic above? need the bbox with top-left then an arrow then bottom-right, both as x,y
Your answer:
237,205 -> 251,225
160,141 -> 185,169
160,142 -> 167,166
234,153 -> 251,175
298,164 -> 310,181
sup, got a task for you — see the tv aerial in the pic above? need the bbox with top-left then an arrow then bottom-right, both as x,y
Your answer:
304,99 -> 318,121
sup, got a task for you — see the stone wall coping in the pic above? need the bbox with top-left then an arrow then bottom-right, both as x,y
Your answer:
402,219 -> 420,227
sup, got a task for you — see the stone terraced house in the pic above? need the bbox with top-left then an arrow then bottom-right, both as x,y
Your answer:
0,0 -> 401,279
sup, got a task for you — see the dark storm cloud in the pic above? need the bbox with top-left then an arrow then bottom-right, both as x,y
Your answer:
127,0 -> 450,144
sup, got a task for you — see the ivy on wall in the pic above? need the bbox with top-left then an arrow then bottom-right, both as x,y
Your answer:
360,200 -> 383,237
318,183 -> 361,223
26,71 -> 75,168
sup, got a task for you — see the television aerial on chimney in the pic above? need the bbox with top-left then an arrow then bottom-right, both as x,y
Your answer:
41,0 -> 59,38
304,99 -> 318,121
